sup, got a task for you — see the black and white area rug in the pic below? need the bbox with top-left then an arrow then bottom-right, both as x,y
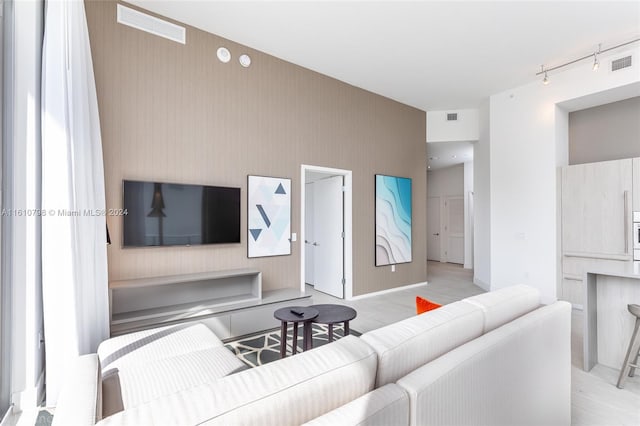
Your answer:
225,323 -> 361,368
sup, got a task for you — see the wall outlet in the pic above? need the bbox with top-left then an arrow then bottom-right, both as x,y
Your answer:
290,233 -> 297,242
391,265 -> 396,272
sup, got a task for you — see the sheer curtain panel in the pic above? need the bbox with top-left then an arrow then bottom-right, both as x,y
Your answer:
41,0 -> 109,405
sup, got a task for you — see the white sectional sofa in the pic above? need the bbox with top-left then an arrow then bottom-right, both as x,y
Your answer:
53,284 -> 571,426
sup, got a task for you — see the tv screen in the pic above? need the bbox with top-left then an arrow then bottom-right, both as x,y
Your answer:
122,180 -> 241,247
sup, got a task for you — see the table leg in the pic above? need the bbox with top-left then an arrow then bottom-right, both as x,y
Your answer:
344,321 -> 350,336
280,321 -> 287,358
292,323 -> 299,355
328,324 -> 334,342
304,321 -> 313,350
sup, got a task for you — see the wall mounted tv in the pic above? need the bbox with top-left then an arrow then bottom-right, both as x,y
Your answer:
122,180 -> 241,247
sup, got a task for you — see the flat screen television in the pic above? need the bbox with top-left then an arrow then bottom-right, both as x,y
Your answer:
122,180 -> 241,247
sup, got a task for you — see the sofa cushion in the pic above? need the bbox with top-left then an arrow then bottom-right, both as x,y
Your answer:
302,384 -> 409,426
360,300 -> 483,387
461,284 -> 540,333
97,322 -> 222,373
97,335 -> 378,426
396,301 -> 571,426
101,346 -> 247,417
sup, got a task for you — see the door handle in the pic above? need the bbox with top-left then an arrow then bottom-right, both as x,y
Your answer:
433,233 -> 440,236
313,242 -> 319,246
624,191 -> 629,254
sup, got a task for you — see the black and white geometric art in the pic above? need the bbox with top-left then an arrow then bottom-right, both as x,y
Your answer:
247,175 -> 291,258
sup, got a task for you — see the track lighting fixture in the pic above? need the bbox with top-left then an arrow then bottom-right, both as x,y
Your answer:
592,44 -> 601,71
536,38 -> 639,84
540,65 -> 549,85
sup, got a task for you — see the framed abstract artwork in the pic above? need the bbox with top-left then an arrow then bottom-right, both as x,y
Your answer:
375,174 -> 412,266
247,175 -> 292,258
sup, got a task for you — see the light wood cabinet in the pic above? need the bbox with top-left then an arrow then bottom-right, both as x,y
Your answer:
562,159 -> 633,259
560,158 -> 635,307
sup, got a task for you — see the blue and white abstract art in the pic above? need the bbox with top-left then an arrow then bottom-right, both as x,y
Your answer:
375,175 -> 412,266
248,175 -> 291,258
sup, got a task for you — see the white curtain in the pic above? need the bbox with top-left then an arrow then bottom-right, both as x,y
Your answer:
41,0 -> 109,406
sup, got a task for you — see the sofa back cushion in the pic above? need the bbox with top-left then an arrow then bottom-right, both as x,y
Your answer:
97,322 -> 222,373
361,301 -> 484,387
461,284 -> 540,333
97,335 -> 377,426
396,301 -> 571,426
303,384 -> 409,426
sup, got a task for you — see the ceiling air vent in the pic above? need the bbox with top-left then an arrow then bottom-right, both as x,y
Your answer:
117,4 -> 186,45
447,113 -> 458,121
611,55 -> 632,72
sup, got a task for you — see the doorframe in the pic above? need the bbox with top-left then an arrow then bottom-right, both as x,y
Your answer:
426,195 -> 442,262
443,196 -> 464,264
300,165 -> 353,299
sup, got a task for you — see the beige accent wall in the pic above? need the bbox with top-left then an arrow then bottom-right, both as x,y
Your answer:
569,96 -> 640,165
85,0 -> 427,296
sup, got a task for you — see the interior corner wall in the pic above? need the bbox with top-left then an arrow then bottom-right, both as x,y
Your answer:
84,0 -> 427,297
426,164 -> 463,198
473,100 -> 490,290
489,45 -> 640,304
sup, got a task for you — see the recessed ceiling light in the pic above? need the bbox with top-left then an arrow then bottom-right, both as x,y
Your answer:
239,54 -> 251,68
428,166 -> 431,169
217,47 -> 231,63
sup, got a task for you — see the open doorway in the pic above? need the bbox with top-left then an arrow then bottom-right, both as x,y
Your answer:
300,165 -> 353,299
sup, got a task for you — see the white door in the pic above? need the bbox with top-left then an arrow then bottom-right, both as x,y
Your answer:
427,197 -> 441,261
305,182 -> 315,285
445,197 -> 464,264
313,175 -> 344,298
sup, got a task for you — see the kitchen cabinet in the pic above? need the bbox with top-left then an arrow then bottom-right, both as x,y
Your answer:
562,158 -> 632,259
561,158 -> 635,307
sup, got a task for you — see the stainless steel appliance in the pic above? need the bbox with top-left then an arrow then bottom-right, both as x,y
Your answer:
634,211 -> 640,261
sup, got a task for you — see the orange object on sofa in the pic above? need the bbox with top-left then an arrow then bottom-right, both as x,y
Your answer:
416,296 -> 442,314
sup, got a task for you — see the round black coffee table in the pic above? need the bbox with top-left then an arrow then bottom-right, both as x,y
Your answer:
274,306 -> 319,357
310,304 -> 357,344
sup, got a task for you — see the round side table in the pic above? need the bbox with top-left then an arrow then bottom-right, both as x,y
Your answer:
274,306 -> 319,358
310,304 -> 357,344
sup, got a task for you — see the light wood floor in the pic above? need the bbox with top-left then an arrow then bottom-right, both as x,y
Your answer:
308,261 -> 640,426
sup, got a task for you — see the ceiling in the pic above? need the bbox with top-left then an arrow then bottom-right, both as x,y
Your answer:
128,1 -> 639,111
426,141 -> 474,171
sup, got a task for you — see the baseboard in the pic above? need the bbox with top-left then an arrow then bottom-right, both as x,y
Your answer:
473,277 -> 490,291
348,281 -> 428,301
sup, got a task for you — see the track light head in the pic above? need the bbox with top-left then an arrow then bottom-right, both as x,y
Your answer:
543,70 -> 549,85
592,53 -> 600,71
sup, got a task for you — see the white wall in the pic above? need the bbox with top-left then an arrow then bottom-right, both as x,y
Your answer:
489,46 -> 640,304
426,109 -> 479,142
463,161 -> 474,269
2,0 -> 45,412
427,164 -> 463,197
568,96 -> 640,165
473,100 -> 490,290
